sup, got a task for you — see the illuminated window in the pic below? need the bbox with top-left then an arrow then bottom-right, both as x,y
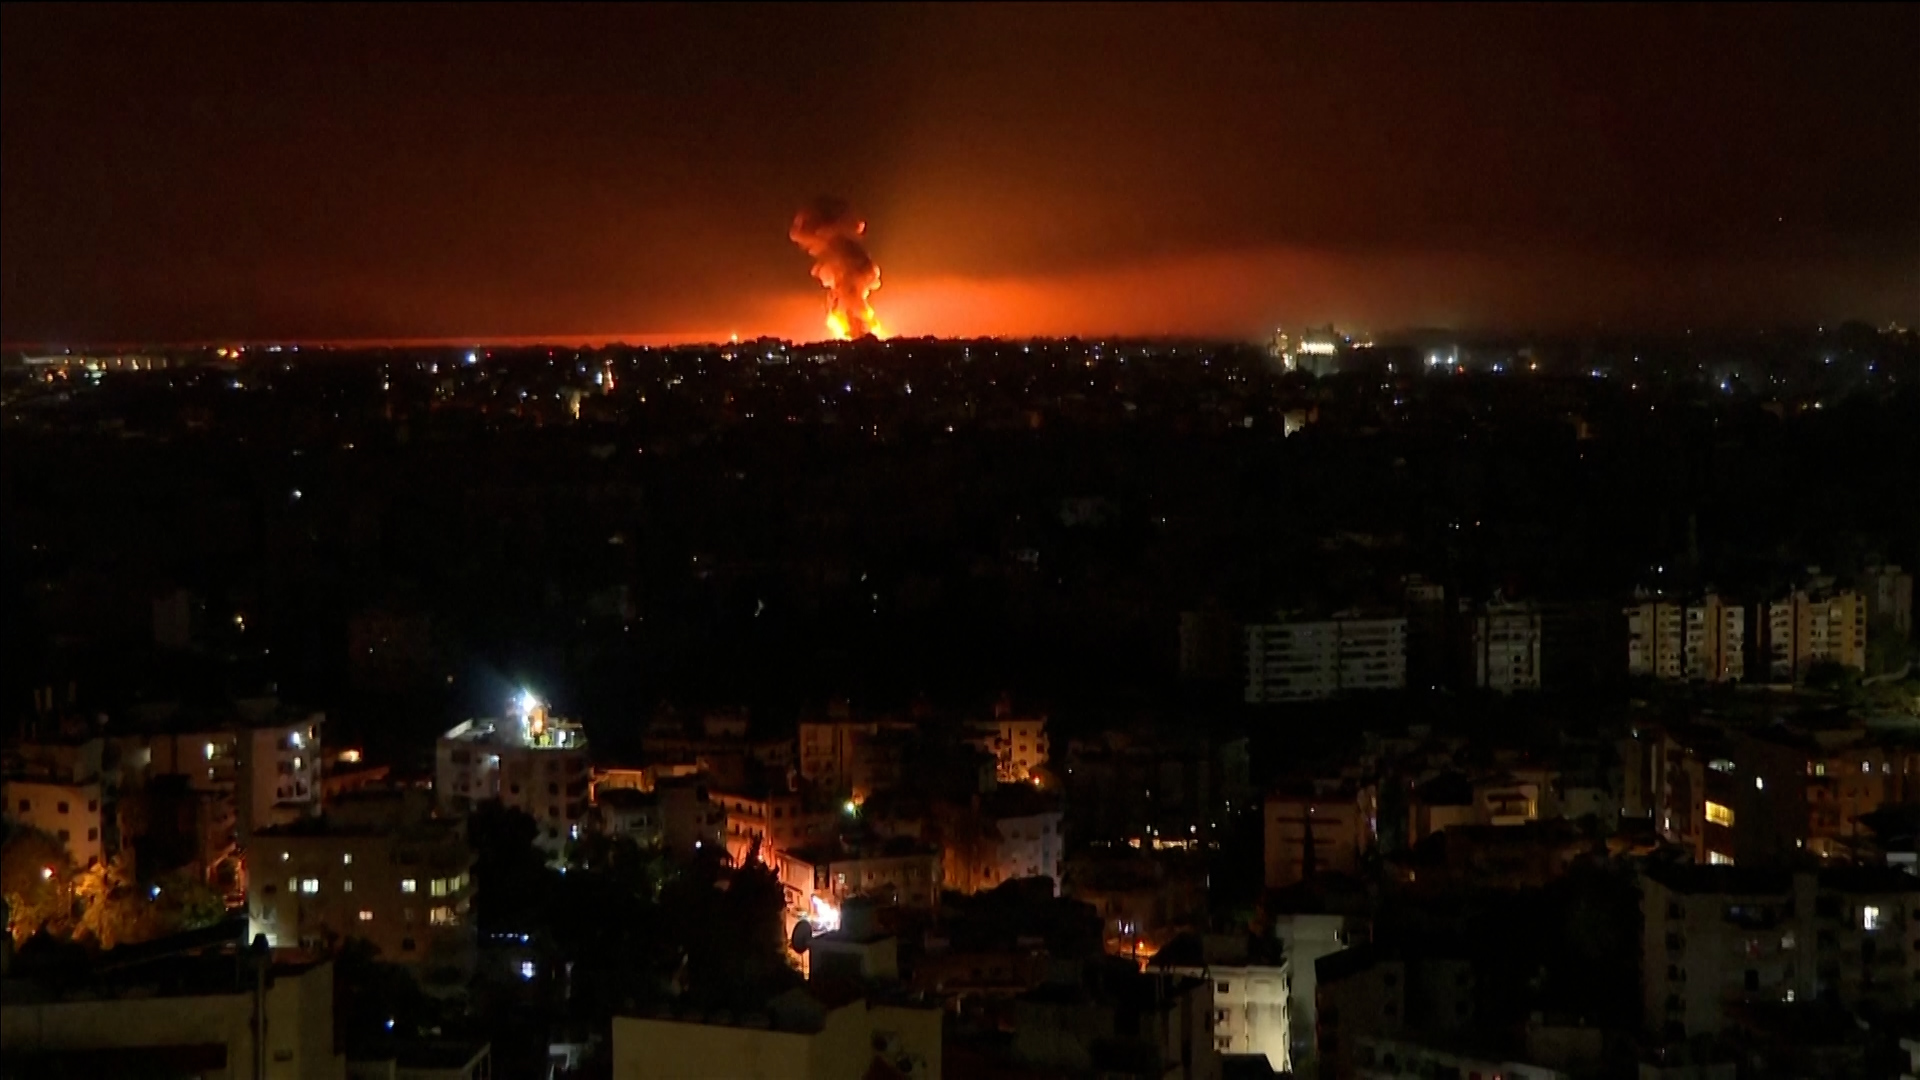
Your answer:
300,878 -> 320,894
358,910 -> 374,922
1706,802 -> 1735,827
401,879 -> 417,894
343,880 -> 353,893
431,878 -> 448,897
343,854 -> 353,865
1709,852 -> 1734,866
1755,777 -> 1765,791
519,961 -> 535,980
430,906 -> 453,926
1865,906 -> 1882,931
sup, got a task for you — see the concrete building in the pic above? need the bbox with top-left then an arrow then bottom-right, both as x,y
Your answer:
248,791 -> 474,980
435,692 -> 588,852
938,786 -> 1065,895
1270,908 -> 1370,1076
967,700 -> 1050,784
1763,586 -> 1868,680
1246,614 -> 1407,703
0,938 -> 347,1079
114,698 -> 327,843
611,986 -> 941,1080
1264,789 -> 1368,889
713,787 -> 838,868
1154,934 -> 1289,1072
1314,946 -> 1476,1080
1627,594 -> 1744,684
3,776 -> 106,870
1863,564 -> 1914,639
1470,599 -> 1542,693
777,838 -> 943,931
591,778 -> 726,859
1639,865 -> 1920,1038
1012,968 -> 1219,1080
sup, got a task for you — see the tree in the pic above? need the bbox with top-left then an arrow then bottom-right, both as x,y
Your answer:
1,824 -> 76,943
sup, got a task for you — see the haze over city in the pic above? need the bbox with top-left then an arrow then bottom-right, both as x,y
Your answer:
4,3 -> 1917,345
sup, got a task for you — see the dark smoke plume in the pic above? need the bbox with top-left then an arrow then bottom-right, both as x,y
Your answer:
789,197 -> 883,338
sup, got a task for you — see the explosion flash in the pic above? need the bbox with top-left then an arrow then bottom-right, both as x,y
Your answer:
789,197 -> 885,340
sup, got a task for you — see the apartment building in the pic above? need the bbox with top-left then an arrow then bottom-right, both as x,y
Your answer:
248,790 -> 474,978
1763,586 -> 1868,680
435,693 -> 588,852
1640,865 -> 1920,1038
1246,614 -> 1408,703
1470,599 -> 1543,693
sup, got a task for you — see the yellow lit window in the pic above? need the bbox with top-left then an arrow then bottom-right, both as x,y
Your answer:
1708,852 -> 1734,865
431,878 -> 448,897
1706,802 -> 1734,827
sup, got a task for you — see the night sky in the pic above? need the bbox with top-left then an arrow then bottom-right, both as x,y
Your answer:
3,3 -> 1915,344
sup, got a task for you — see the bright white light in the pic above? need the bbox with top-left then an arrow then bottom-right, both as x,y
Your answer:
41,866 -> 54,880
844,800 -> 858,815
809,895 -> 841,932
519,961 -> 536,980
466,352 -> 478,365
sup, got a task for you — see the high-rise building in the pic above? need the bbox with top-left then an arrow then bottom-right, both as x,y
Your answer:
436,691 -> 588,852
1470,598 -> 1542,693
1626,593 -> 1744,683
1626,598 -> 1685,681
1863,564 -> 1914,638
1762,587 -> 1868,680
1246,613 -> 1407,703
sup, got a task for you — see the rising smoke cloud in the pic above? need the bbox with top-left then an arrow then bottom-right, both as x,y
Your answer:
789,197 -> 884,340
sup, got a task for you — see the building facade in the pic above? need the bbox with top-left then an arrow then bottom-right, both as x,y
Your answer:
1246,615 -> 1408,703
435,695 -> 588,852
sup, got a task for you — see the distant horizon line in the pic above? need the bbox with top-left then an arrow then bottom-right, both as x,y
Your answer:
3,319 -> 1903,355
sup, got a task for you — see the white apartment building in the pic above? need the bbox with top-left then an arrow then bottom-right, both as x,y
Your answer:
1472,600 -> 1543,693
1157,936 -> 1290,1071
1246,613 -> 1407,703
436,692 -> 589,852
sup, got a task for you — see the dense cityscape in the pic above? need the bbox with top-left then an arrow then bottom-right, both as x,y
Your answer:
5,3 -> 1919,1079
3,325 -> 1918,1078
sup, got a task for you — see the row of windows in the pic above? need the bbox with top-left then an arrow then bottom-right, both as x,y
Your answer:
15,798 -> 101,815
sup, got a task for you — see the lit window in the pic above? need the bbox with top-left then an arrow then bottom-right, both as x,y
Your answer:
300,878 -> 320,894
401,879 -> 417,894
1755,777 -> 1765,791
520,961 -> 536,980
281,852 -> 291,863
1706,802 -> 1735,827
358,910 -> 374,922
343,854 -> 353,865
1864,906 -> 1882,931
205,742 -> 216,760
431,879 -> 448,897
1709,852 -> 1734,865
430,906 -> 453,925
